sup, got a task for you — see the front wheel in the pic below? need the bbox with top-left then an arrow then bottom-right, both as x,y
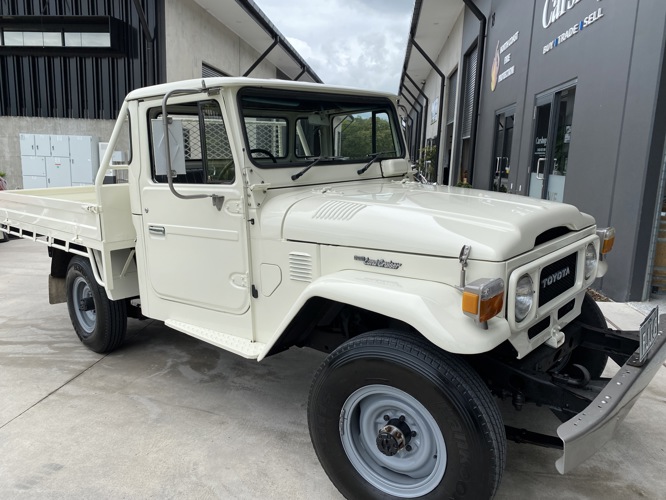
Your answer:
557,294 -> 609,379
66,256 -> 127,353
308,331 -> 505,499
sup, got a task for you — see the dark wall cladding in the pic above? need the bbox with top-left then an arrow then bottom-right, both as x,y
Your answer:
0,0 -> 164,119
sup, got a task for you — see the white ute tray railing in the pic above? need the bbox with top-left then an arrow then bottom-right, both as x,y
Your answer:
0,183 -> 135,253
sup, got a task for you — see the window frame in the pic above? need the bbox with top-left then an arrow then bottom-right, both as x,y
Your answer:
237,87 -> 405,169
0,16 -> 125,56
147,99 -> 236,186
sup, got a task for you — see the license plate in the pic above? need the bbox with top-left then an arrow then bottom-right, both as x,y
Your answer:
639,306 -> 660,363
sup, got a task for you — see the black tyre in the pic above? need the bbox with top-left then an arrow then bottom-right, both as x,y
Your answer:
66,256 -> 127,353
308,330 -> 505,499
563,294 -> 609,378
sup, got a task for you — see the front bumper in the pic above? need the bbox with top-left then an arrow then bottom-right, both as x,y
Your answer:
555,313 -> 666,473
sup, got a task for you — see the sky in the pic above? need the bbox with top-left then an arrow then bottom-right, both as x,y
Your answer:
253,0 -> 415,94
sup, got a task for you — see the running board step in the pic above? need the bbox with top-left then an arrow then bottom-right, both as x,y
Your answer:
165,319 -> 265,359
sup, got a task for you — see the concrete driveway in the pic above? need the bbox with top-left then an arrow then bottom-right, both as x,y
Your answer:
1,238 -> 664,499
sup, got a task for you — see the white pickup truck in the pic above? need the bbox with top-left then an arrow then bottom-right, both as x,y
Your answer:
1,77 -> 664,499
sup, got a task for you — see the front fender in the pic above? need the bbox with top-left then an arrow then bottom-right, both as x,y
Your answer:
258,270 -> 511,361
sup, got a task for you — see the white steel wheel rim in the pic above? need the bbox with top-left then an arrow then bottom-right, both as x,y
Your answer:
340,384 -> 447,498
73,276 -> 96,335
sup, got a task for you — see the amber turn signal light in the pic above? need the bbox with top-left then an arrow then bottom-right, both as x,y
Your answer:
462,278 -> 505,323
597,227 -> 615,255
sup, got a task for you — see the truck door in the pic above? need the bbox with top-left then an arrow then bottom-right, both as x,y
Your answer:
139,94 -> 249,316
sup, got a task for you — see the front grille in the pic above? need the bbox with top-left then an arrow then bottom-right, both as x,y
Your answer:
538,253 -> 577,307
528,317 -> 551,339
558,299 -> 576,319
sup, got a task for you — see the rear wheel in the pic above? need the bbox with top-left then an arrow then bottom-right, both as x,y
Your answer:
308,330 -> 505,499
66,256 -> 127,353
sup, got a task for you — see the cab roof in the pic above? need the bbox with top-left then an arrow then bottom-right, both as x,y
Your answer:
125,77 -> 398,102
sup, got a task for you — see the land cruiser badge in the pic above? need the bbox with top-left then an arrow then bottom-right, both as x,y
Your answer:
354,255 -> 402,270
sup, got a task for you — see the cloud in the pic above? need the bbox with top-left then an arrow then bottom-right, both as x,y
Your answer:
254,0 -> 414,93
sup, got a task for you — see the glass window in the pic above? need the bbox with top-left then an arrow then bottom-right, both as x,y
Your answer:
239,87 -> 403,169
64,32 -> 82,47
3,31 -> 23,46
43,32 -> 62,46
244,117 -> 288,161
150,100 -> 235,184
81,32 -> 110,47
528,85 -> 576,202
22,32 -> 43,46
491,109 -> 514,192
295,118 -> 318,157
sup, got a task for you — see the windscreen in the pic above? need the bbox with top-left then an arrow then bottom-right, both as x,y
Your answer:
238,88 -> 404,169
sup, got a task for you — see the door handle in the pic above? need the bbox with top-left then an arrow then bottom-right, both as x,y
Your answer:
536,158 -> 546,180
148,225 -> 165,236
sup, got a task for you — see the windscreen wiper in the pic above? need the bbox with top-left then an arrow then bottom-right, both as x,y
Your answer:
357,151 -> 393,175
291,156 -> 325,181
291,156 -> 347,181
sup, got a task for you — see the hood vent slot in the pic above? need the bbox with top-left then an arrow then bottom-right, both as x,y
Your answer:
313,200 -> 366,221
535,226 -> 571,247
289,252 -> 313,282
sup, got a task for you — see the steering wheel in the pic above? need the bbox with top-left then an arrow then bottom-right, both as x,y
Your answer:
250,148 -> 277,163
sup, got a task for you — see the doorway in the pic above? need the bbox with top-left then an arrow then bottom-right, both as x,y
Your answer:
491,106 -> 515,192
528,85 -> 577,201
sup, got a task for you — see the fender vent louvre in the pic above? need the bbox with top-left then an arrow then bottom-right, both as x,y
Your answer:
313,200 -> 366,221
289,252 -> 313,282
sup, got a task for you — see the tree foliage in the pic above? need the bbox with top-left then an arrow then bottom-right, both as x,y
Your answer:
339,115 -> 394,158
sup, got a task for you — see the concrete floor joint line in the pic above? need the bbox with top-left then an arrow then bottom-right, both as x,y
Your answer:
0,355 -> 107,431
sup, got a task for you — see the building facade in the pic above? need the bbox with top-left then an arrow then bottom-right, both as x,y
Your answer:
401,0 -> 666,302
0,0 -> 319,189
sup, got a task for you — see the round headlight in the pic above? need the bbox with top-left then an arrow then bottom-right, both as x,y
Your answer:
515,274 -> 534,323
585,243 -> 598,280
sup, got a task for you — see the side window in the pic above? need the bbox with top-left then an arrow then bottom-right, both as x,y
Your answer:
244,117 -> 287,160
150,100 -> 235,184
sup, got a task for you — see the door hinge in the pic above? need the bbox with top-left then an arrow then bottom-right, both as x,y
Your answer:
83,204 -> 101,214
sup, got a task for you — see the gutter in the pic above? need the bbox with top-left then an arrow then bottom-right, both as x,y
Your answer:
235,0 -> 323,83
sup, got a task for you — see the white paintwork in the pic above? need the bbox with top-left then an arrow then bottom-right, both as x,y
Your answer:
69,135 -> 100,185
46,157 -> 71,188
22,175 -> 47,189
33,134 -> 51,157
50,135 -> 70,157
21,156 -> 46,176
21,135 -> 100,188
278,181 -> 593,262
166,319 -> 265,359
257,270 -> 512,360
0,77 -> 604,360
19,133 -> 36,156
